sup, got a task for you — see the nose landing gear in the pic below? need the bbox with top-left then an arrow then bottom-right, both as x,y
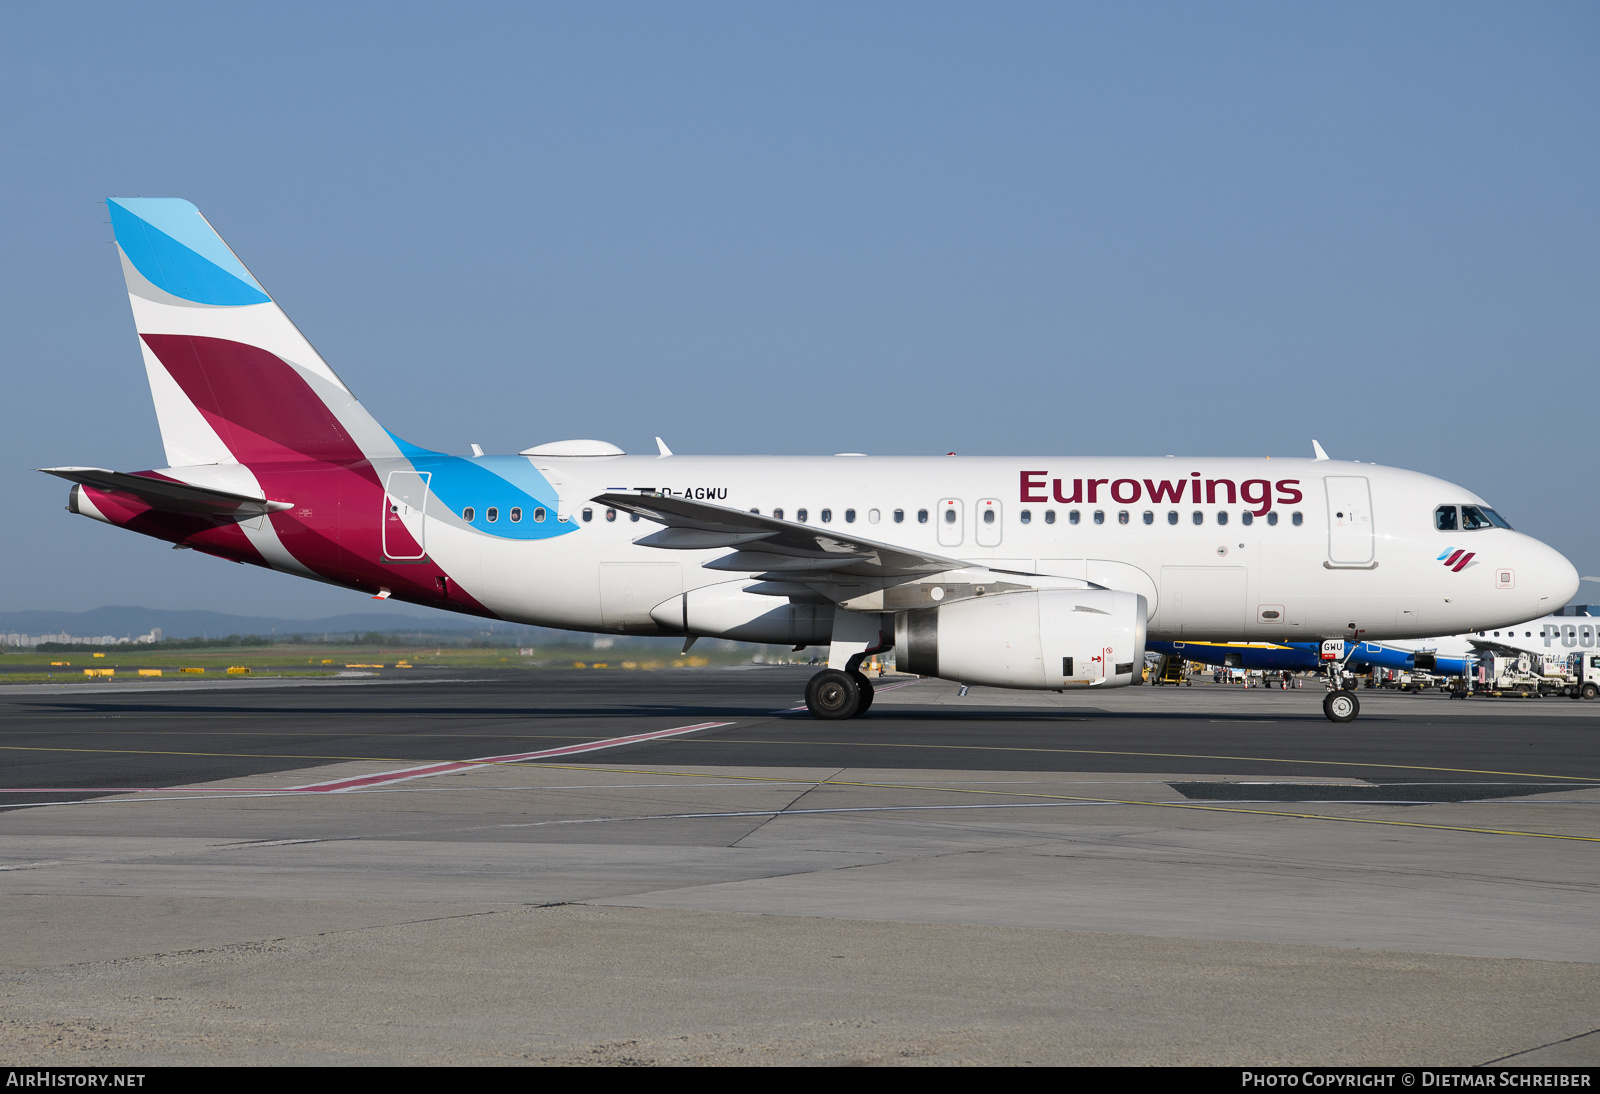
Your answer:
1320,656 -> 1361,722
1322,688 -> 1360,723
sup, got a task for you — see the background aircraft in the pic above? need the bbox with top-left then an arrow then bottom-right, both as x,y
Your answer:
1153,604 -> 1600,682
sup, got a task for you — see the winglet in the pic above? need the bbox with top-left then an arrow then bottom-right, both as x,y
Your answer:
1311,440 -> 1330,461
656,437 -> 673,457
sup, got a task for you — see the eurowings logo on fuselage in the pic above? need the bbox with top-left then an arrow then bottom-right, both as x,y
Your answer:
1439,548 -> 1477,572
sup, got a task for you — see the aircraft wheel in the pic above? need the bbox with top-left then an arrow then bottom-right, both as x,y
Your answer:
850,671 -> 875,717
805,670 -> 860,720
1322,689 -> 1360,724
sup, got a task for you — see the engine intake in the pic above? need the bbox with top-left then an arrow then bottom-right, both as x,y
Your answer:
894,588 -> 1147,689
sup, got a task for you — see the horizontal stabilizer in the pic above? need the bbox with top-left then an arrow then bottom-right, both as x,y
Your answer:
41,467 -> 292,520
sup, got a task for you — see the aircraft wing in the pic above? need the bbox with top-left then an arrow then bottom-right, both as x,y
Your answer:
1464,637 -> 1527,658
40,467 -> 293,520
592,492 -> 968,580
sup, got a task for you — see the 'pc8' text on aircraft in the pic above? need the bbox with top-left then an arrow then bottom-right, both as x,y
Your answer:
44,199 -> 1581,723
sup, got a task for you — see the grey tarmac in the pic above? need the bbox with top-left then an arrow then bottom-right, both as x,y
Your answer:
0,668 -> 1595,1065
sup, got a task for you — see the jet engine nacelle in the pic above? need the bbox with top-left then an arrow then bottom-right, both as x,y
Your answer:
894,588 -> 1147,689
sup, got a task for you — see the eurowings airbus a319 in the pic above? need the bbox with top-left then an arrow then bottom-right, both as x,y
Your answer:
45,199 -> 1580,723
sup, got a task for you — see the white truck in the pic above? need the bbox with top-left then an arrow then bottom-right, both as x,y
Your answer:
1477,650 -> 1600,699
1544,651 -> 1600,700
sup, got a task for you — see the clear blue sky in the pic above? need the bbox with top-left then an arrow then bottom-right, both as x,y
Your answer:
3,2 -> 1595,617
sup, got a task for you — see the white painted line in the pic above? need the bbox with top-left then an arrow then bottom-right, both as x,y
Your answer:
288,721 -> 736,793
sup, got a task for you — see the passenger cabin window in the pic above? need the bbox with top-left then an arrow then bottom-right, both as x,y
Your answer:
893,509 -> 904,523
845,509 -> 856,523
1267,511 -> 1278,526
1117,510 -> 1128,525
605,508 -> 616,522
533,507 -> 546,522
1093,510 -> 1105,525
463,507 -> 475,522
797,508 -> 808,523
1068,510 -> 1080,525
944,509 -> 957,524
1217,511 -> 1228,526
510,507 -> 522,522
1044,510 -> 1056,524
1020,509 -> 1032,524
1291,512 -> 1303,526
486,507 -> 499,523
821,509 -> 833,523
1435,505 -> 1458,531
630,512 -> 640,522
1191,511 -> 1203,525
773,508 -> 784,520
581,508 -> 593,522
1142,511 -> 1153,525
983,510 -> 995,524
1167,511 -> 1178,525
1241,511 -> 1253,526
917,509 -> 928,523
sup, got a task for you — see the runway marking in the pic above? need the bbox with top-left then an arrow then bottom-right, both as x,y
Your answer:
287,722 -> 736,792
656,737 -> 1600,784
495,763 -> 1600,843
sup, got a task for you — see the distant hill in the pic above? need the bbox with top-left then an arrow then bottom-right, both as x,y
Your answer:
0,605 -> 584,643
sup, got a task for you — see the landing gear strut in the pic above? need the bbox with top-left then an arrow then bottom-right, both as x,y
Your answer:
804,614 -> 888,719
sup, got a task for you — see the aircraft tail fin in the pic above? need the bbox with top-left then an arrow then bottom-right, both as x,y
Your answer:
107,198 -> 399,468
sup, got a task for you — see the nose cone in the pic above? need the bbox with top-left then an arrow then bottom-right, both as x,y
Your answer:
1525,536 -> 1580,612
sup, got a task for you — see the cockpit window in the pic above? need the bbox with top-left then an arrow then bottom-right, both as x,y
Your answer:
1435,505 -> 1457,531
1480,507 -> 1512,529
1461,505 -> 1508,530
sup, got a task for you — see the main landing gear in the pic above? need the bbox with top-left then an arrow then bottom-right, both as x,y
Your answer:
804,668 -> 876,719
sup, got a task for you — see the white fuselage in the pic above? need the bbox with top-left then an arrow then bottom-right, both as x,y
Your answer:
416,454 -> 1576,644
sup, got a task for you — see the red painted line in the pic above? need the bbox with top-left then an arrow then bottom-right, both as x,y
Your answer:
1443,550 -> 1464,567
0,787 -> 301,794
1452,552 -> 1476,572
289,721 -> 736,793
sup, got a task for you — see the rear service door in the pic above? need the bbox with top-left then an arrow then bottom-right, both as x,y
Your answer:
383,470 -> 430,561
